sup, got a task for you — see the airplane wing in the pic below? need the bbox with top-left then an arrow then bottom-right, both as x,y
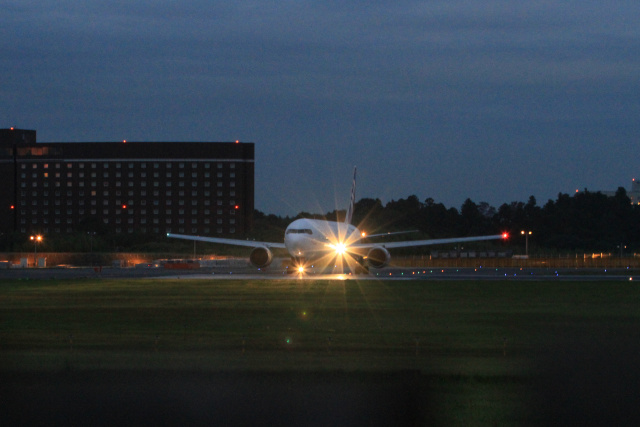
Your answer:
350,233 -> 507,249
365,230 -> 419,238
166,233 -> 287,249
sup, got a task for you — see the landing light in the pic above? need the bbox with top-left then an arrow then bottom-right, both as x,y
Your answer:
334,242 -> 346,255
297,266 -> 305,273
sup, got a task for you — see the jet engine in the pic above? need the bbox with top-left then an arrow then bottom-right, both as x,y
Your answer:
249,246 -> 273,268
366,246 -> 391,268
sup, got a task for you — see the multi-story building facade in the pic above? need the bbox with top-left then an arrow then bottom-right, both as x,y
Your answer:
0,128 -> 254,236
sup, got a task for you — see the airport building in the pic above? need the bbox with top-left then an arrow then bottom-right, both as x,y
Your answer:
0,128 -> 254,236
602,179 -> 640,205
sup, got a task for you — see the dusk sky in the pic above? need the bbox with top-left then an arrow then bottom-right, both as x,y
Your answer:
3,1 -> 639,216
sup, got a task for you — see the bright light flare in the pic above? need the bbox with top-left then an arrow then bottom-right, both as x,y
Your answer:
502,232 -> 509,239
334,242 -> 346,255
297,266 -> 305,273
314,224 -> 369,275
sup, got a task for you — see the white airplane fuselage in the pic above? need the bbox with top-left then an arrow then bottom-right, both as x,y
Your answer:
284,218 -> 361,260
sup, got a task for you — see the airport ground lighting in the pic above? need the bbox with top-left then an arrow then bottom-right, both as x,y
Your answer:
30,234 -> 43,267
521,230 -> 532,257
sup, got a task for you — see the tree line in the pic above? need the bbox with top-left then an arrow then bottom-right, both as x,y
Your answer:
254,187 -> 640,254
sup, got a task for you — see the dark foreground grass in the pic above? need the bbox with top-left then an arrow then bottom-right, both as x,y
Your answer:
2,278 -> 640,425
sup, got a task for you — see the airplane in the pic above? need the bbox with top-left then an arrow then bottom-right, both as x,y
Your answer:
167,167 -> 508,273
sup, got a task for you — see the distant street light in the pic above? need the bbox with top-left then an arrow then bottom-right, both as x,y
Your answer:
521,230 -> 532,257
30,234 -> 43,267
618,243 -> 627,258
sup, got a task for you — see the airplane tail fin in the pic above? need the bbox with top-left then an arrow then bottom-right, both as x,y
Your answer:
345,166 -> 357,225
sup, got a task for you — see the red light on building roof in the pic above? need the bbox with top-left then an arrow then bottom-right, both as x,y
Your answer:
234,205 -> 239,209
235,140 -> 239,144
10,205 -> 14,209
123,140 -> 127,143
122,204 -> 127,209
10,127 -> 14,130
502,232 -> 509,239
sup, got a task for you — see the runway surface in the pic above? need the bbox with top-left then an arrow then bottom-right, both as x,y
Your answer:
0,265 -> 635,281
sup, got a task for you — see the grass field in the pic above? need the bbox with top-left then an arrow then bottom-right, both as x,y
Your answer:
2,277 -> 640,425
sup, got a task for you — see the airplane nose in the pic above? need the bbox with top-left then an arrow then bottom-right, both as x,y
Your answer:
285,235 -> 304,256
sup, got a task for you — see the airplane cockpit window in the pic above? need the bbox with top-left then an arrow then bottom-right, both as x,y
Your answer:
286,229 -> 313,235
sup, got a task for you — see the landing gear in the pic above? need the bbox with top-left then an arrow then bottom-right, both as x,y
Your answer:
285,257 -> 306,274
354,256 -> 369,274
